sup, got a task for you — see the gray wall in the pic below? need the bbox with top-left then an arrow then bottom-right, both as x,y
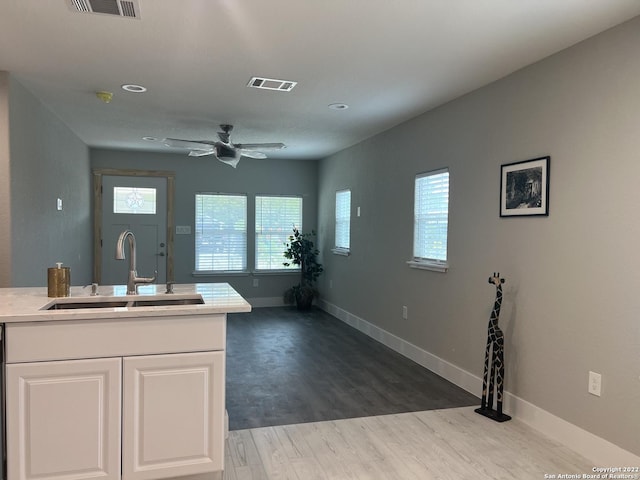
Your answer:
317,17 -> 640,456
91,149 -> 318,299
0,73 -> 92,288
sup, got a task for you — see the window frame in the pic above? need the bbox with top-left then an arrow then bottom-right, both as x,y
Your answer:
194,192 -> 248,274
255,194 -> 303,273
408,168 -> 450,273
332,188 -> 351,256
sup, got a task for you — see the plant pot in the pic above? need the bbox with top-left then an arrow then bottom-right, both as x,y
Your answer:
295,288 -> 314,310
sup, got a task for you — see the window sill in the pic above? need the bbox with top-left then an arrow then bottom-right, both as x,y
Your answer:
407,260 -> 448,273
193,269 -> 302,276
253,269 -> 301,276
192,270 -> 249,277
331,248 -> 350,257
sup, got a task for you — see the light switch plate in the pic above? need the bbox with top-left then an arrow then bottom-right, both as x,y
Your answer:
57,198 -> 63,211
588,371 -> 602,396
176,225 -> 191,235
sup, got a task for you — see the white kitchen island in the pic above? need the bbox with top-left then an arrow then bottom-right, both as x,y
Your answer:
0,283 -> 251,480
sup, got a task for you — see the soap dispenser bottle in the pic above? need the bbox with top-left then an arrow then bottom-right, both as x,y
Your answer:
47,262 -> 71,297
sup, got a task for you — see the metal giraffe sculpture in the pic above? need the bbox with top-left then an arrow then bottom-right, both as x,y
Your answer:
475,273 -> 512,422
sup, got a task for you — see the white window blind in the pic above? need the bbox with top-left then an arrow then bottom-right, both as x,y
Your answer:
195,194 -> 247,272
255,195 -> 302,270
334,189 -> 351,252
413,169 -> 449,265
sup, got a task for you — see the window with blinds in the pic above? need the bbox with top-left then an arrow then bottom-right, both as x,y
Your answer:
411,169 -> 449,271
255,195 -> 302,270
334,189 -> 351,254
195,193 -> 247,272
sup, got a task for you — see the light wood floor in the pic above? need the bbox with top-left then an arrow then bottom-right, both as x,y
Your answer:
219,406 -> 592,480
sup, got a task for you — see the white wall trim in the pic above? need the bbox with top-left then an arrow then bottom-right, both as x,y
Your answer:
247,297 -> 326,308
317,299 -> 640,465
245,296 -> 286,308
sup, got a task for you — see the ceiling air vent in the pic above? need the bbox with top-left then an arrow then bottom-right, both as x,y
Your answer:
247,77 -> 297,92
68,0 -> 140,19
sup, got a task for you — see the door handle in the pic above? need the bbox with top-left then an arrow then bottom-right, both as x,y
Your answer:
157,252 -> 165,257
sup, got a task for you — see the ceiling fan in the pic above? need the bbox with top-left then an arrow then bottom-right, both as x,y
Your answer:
163,124 -> 285,168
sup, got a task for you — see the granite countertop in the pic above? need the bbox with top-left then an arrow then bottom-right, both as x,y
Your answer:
0,283 -> 252,323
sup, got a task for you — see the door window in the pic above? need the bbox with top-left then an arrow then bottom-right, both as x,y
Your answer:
113,187 -> 157,215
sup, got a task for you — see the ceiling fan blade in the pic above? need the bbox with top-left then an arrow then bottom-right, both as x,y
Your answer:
163,138 -> 216,150
240,150 -> 267,159
188,149 -> 215,157
234,142 -> 285,151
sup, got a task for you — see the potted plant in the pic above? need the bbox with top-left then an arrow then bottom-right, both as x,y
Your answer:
283,227 -> 323,310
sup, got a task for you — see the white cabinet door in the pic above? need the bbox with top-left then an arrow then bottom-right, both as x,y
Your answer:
122,351 -> 225,480
6,358 -> 122,480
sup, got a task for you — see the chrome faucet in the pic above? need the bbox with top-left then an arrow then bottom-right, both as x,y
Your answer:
115,230 -> 156,295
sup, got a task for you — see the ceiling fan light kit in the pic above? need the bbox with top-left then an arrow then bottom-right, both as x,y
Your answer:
162,124 -> 285,168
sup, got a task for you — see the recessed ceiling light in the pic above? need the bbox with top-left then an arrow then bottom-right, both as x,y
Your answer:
121,84 -> 147,93
142,136 -> 158,141
328,103 -> 349,110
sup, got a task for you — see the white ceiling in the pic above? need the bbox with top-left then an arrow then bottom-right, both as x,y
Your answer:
1,0 -> 639,161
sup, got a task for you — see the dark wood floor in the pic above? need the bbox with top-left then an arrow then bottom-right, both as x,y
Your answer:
225,307 -> 479,431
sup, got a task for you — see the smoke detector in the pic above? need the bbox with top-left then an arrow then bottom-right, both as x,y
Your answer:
67,0 -> 141,19
96,91 -> 113,103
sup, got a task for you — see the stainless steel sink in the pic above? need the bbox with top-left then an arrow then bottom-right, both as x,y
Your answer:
43,294 -> 204,310
130,297 -> 204,307
45,300 -> 130,310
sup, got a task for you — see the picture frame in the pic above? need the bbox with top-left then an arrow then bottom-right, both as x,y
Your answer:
500,156 -> 550,217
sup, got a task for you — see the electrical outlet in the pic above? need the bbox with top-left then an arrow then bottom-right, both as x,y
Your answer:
252,278 -> 259,287
402,305 -> 408,320
588,371 -> 602,396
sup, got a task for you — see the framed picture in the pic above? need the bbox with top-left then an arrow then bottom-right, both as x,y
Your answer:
500,156 -> 550,217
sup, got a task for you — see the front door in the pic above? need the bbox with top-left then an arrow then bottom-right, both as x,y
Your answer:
100,175 -> 168,286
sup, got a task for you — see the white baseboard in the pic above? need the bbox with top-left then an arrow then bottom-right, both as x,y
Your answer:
502,391 -> 640,465
317,299 -> 640,465
244,296 -> 286,308
245,297 -> 323,309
